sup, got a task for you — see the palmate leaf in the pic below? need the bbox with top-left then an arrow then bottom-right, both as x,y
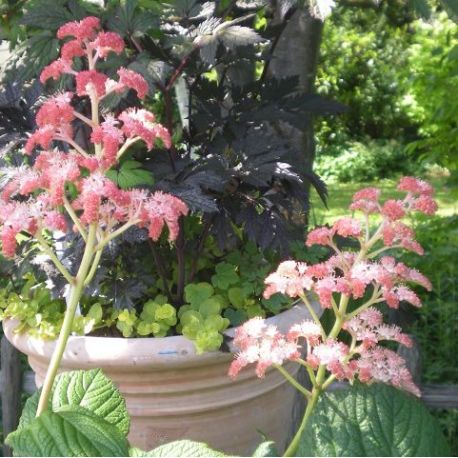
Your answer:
219,26 -> 264,49
20,0 -> 74,28
7,405 -> 129,457
106,160 -> 154,189
298,383 -> 451,457
107,0 -> 159,37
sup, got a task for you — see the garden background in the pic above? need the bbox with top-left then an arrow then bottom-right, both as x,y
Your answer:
0,0 -> 457,455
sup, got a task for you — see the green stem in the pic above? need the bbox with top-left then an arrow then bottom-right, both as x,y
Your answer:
275,364 -> 311,399
299,293 -> 326,339
63,195 -> 87,242
282,294 -> 351,456
35,233 -> 74,285
35,224 -> 97,417
283,387 -> 320,457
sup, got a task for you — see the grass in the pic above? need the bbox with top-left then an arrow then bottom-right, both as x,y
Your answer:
309,177 -> 458,225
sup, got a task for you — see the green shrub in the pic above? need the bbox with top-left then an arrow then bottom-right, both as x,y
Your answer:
314,139 -> 419,183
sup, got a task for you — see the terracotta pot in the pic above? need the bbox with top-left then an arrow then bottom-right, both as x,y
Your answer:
3,300 -> 319,455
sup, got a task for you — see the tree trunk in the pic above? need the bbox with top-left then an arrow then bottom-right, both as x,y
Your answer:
270,7 -> 324,175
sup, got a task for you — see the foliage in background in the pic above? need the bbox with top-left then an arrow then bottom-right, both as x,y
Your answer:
314,139 -> 419,183
402,215 -> 458,454
403,13 -> 458,176
315,7 -> 457,182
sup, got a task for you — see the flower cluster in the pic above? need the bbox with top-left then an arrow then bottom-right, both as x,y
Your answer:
230,178 -> 438,398
0,17 -> 187,259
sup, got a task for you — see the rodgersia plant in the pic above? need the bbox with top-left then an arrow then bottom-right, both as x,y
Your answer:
0,17 -> 188,417
229,177 -> 439,456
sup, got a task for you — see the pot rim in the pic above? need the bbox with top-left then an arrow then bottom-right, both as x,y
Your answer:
3,296 -> 321,369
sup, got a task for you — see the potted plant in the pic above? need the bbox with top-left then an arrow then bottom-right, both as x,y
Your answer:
0,13 -> 326,455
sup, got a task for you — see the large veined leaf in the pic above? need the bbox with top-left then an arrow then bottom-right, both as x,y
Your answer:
298,383 -> 451,457
18,369 -> 130,436
6,405 -> 129,457
129,440 -> 227,457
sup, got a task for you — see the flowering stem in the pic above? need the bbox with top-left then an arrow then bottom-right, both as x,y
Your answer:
36,224 -> 97,416
274,364 -> 311,399
299,293 -> 326,339
35,233 -> 74,285
297,358 -> 317,387
73,111 -> 95,128
282,293 -> 351,455
63,195 -> 87,242
96,219 -> 140,250
283,387 -> 320,457
116,136 -> 141,160
83,248 -> 103,286
58,136 -> 92,159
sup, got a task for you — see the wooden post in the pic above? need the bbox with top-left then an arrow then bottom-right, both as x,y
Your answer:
1,336 -> 22,457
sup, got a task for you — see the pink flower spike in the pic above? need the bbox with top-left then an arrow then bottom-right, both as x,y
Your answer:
229,317 -> 300,379
76,70 -> 108,98
306,226 -> 333,247
116,68 -> 149,99
24,126 -> 55,154
90,116 -> 124,168
333,217 -> 362,238
141,191 -> 188,242
57,16 -> 100,41
413,195 -> 438,216
61,40 -> 85,60
398,176 -> 434,196
382,221 -> 424,255
356,347 -> 420,396
264,260 -> 313,299
92,32 -> 125,58
381,199 -> 406,220
119,108 -> 172,149
352,187 -> 381,202
350,187 -> 381,214
40,58 -> 74,84
36,92 -> 74,128
287,321 -> 321,346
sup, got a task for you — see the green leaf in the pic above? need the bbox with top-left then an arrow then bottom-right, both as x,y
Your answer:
107,0 -> 159,37
106,160 -> 154,189
211,263 -> 239,290
142,440 -> 227,457
223,307 -> 247,326
298,383 -> 451,457
252,441 -> 279,457
218,25 -> 264,49
409,0 -> 431,19
441,0 -> 458,22
6,405 -> 129,457
184,282 -> 214,305
200,297 -> 222,316
228,287 -> 246,308
19,369 -> 130,436
87,303 -> 103,323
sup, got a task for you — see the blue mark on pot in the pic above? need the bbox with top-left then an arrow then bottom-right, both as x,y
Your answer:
158,350 -> 178,355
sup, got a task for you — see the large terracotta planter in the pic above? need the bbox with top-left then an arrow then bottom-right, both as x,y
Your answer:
3,300 -> 319,455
